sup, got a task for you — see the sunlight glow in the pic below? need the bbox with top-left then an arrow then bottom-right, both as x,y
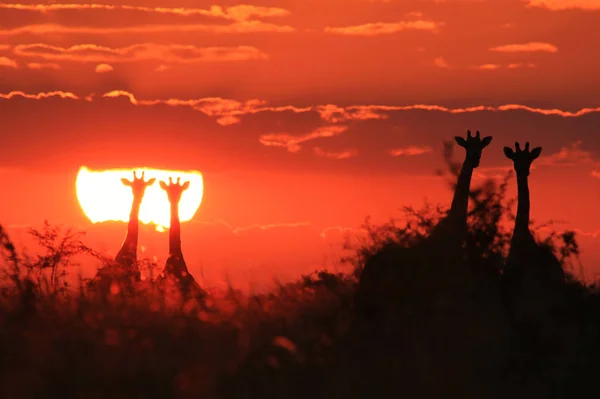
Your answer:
76,166 -> 203,231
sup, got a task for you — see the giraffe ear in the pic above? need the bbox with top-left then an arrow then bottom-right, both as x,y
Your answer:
503,146 -> 515,159
182,181 -> 190,190
147,178 -> 156,185
530,147 -> 542,160
159,180 -> 168,190
455,136 -> 467,148
121,178 -> 132,186
481,136 -> 492,147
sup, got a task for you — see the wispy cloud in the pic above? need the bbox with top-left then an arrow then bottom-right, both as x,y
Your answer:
313,147 -> 359,159
476,62 -> 537,70
388,145 -> 433,156
102,90 -> 310,126
197,220 -> 312,235
538,141 -> 593,166
478,63 -> 502,70
324,20 -> 443,36
0,90 -> 80,100
259,126 -> 349,152
434,56 -> 450,68
13,43 -> 268,64
0,4 -> 291,21
95,63 -> 113,73
317,104 -> 388,123
3,90 -> 600,124
524,0 -> 600,11
0,21 -> 295,36
406,11 -> 425,18
489,42 -> 558,53
27,62 -> 61,70
0,57 -> 18,68
507,62 -> 537,68
474,166 -> 513,180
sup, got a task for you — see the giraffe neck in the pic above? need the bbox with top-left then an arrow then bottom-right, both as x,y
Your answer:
511,171 -> 533,247
429,159 -> 474,242
115,196 -> 142,264
448,160 -> 474,230
169,201 -> 182,256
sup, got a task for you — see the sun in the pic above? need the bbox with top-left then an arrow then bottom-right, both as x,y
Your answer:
76,166 -> 204,230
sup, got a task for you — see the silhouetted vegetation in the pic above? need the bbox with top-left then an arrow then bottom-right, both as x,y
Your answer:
1,143 -> 598,399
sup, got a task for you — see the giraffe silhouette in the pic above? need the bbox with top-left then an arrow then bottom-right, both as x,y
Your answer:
156,177 -> 205,301
356,130 -> 492,322
115,171 -> 155,279
502,142 -> 566,328
91,171 -> 154,293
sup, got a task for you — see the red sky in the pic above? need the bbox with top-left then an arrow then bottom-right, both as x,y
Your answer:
1,0 -> 600,290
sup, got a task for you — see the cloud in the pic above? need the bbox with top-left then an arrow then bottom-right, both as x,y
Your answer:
538,140 -> 593,166
476,63 -> 537,70
197,220 -> 312,235
313,147 -> 359,159
27,62 -> 61,70
524,0 -> 600,10
319,225 -> 368,240
3,90 -> 600,126
388,146 -> 433,156
0,57 -> 18,68
102,90 -> 310,126
0,4 -> 291,21
474,166 -> 513,180
0,21 -> 296,36
507,62 -> 537,68
434,56 -> 450,68
406,11 -> 425,18
478,64 -> 502,70
13,43 -> 268,64
224,5 -> 291,21
259,126 -> 349,152
324,20 -> 443,36
317,104 -> 388,123
0,90 -> 80,100
95,63 -> 113,73
489,42 -> 558,53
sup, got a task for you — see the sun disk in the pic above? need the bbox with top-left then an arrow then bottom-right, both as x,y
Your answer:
76,166 -> 203,230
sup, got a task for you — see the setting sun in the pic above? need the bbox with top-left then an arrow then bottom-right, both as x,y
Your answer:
75,166 -> 203,230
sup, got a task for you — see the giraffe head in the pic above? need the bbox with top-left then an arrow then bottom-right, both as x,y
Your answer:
121,171 -> 156,199
160,176 -> 190,204
503,141 -> 542,177
454,130 -> 492,168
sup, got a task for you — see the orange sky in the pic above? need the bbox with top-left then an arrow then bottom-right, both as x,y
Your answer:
1,0 -> 600,290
